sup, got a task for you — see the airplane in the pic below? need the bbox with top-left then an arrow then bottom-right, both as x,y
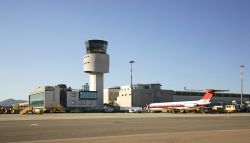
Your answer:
147,89 -> 228,113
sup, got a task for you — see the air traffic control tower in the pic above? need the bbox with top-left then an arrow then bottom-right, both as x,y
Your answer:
83,40 -> 109,109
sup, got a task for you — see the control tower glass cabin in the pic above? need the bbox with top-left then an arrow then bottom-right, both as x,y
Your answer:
85,40 -> 108,54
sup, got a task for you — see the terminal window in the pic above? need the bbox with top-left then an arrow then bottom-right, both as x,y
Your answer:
79,91 -> 97,100
71,100 -> 76,105
29,93 -> 45,107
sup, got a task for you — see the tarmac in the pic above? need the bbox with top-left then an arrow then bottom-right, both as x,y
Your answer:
0,113 -> 250,143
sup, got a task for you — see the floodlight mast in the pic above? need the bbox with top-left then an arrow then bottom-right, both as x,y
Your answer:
240,65 -> 244,105
129,60 -> 135,106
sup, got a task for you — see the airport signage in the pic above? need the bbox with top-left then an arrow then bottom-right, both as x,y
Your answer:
79,91 -> 97,100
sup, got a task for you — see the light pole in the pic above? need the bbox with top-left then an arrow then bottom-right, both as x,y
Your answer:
240,65 -> 244,105
129,60 -> 135,106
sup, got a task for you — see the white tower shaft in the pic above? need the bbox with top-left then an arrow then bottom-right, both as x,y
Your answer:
89,73 -> 104,109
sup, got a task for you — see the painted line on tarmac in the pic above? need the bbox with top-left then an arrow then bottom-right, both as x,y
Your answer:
30,123 -> 39,126
13,128 -> 250,143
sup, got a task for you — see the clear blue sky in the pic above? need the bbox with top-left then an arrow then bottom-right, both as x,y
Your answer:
0,0 -> 249,101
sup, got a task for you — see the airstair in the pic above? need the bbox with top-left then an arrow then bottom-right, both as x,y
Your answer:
50,103 -> 65,113
20,107 -> 33,115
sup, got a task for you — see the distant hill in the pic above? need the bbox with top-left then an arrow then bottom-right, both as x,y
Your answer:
0,99 -> 27,107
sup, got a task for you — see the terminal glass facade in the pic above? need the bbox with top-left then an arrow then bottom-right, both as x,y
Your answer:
79,91 -> 97,100
29,92 -> 45,107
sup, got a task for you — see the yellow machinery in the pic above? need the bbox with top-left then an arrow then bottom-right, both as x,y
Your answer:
11,104 -> 20,114
50,103 -> 65,113
20,107 -> 33,115
20,103 -> 65,114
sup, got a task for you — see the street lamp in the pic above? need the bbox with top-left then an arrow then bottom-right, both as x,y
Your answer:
240,65 -> 244,105
129,60 -> 135,106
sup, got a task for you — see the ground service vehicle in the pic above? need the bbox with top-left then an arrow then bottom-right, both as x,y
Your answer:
225,105 -> 236,113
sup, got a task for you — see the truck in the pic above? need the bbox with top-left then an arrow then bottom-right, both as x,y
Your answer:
225,105 -> 236,113
211,105 -> 225,114
120,107 -> 143,113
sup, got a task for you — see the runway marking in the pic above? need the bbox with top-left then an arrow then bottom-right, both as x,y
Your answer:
1,113 -> 250,121
14,128 -> 250,143
30,123 -> 39,126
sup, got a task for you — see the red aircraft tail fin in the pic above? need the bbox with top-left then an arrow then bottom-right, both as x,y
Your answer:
200,89 -> 229,101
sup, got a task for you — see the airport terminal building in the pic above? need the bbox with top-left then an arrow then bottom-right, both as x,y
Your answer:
172,90 -> 250,106
29,84 -> 98,111
115,84 -> 172,107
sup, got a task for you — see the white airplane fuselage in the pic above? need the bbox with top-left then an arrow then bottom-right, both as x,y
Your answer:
148,100 -> 210,111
